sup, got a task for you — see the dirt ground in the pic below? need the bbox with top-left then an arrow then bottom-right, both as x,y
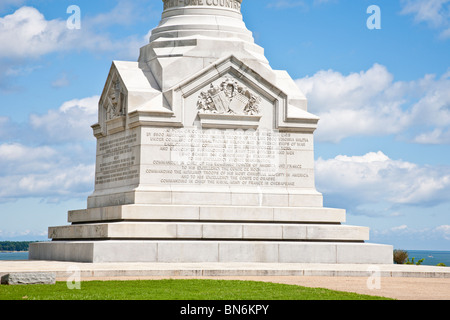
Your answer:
68,275 -> 450,300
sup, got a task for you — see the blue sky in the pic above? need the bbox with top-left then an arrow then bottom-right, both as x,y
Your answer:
0,0 -> 449,250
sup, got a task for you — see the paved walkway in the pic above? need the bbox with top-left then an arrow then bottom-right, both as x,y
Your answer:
188,276 -> 450,300
1,261 -> 449,300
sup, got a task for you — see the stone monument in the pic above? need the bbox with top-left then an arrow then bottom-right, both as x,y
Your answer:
29,0 -> 393,264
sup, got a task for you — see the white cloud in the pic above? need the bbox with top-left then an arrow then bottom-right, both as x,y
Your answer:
315,151 -> 450,212
0,95 -> 99,145
51,73 -> 71,88
59,96 -> 98,114
371,224 -> 450,248
0,143 -> 56,163
436,225 -> 450,240
0,0 -> 26,11
0,1 -> 153,92
0,116 -> 10,136
413,128 -> 450,144
391,225 -> 409,231
401,0 -> 450,39
296,64 -> 409,142
16,163 -> 94,197
408,72 -> 450,126
297,64 -> 393,109
401,0 -> 449,26
0,5 -> 148,60
441,27 -> 450,38
86,0 -> 144,27
0,7 -> 69,58
29,95 -> 99,143
0,142 -> 95,201
296,64 -> 450,144
0,229 -> 47,241
5,64 -> 42,76
0,95 -> 98,202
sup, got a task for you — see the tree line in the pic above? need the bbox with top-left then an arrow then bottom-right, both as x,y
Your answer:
0,241 -> 36,252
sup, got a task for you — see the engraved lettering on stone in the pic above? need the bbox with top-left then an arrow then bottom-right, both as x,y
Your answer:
142,128 -> 313,187
95,133 -> 138,185
164,0 -> 242,11
197,78 -> 261,115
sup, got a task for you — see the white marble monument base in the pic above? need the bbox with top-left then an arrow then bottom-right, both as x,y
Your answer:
29,240 -> 392,264
29,204 -> 393,264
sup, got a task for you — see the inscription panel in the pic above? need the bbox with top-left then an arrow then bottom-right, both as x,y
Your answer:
95,130 -> 139,188
141,128 -> 314,188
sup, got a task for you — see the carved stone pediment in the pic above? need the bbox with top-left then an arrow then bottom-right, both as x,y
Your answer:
94,65 -> 129,137
197,77 -> 261,116
99,55 -> 320,132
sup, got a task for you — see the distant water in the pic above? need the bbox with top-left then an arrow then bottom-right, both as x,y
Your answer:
0,250 -> 449,265
0,252 -> 29,261
406,250 -> 450,266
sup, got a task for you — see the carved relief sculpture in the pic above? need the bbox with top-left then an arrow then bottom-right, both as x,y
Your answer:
198,78 -> 261,116
105,80 -> 125,121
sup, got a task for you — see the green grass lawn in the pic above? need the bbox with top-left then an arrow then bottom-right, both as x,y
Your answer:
0,279 -> 393,300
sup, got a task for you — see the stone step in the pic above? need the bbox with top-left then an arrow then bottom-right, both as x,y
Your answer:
49,221 -> 368,241
29,240 -> 393,264
87,187 -> 325,209
68,204 -> 346,224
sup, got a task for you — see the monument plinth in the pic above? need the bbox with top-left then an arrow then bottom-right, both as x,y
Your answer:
29,0 -> 393,264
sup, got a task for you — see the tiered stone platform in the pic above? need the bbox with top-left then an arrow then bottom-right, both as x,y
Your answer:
30,204 -> 392,263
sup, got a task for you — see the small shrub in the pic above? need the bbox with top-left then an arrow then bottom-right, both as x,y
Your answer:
406,257 -> 425,265
437,263 -> 447,267
393,249 -> 408,264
